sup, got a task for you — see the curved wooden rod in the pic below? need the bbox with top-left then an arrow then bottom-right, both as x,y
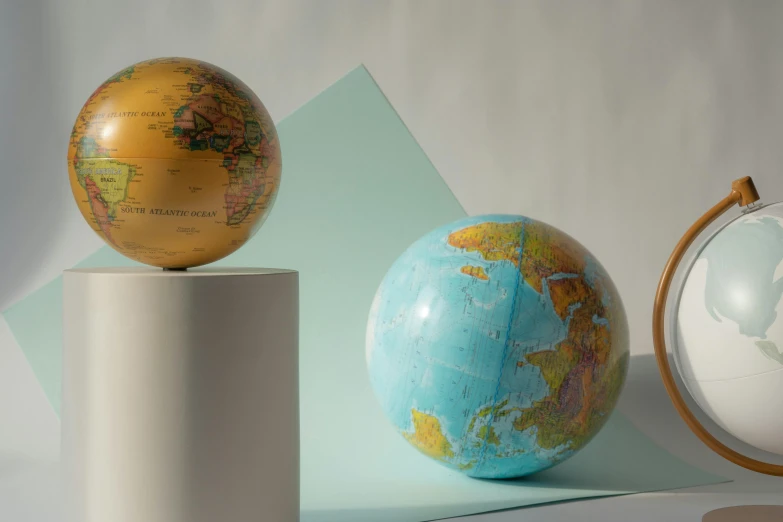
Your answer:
651,176 -> 783,476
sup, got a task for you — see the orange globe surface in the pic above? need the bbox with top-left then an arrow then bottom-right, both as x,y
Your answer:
67,57 -> 281,268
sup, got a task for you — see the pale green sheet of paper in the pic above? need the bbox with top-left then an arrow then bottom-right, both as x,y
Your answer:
3,65 -> 726,521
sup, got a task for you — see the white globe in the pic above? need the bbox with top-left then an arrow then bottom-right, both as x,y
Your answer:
676,202 -> 783,456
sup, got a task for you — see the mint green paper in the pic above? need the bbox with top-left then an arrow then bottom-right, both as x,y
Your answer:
3,66 -> 725,521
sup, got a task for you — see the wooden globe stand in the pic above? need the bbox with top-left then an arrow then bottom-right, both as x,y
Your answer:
653,176 -> 783,519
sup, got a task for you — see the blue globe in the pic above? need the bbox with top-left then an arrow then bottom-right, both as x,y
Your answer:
366,215 -> 629,478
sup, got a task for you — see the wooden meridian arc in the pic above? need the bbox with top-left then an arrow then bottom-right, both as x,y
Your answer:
652,176 -> 783,476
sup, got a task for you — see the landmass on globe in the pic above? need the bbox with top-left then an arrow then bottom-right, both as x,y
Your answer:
460,265 -> 489,281
367,215 -> 629,478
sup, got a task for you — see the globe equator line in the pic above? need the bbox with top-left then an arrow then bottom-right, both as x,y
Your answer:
681,363 -> 783,384
474,221 -> 526,474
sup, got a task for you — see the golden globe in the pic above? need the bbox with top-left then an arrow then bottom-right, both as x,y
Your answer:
67,57 -> 281,269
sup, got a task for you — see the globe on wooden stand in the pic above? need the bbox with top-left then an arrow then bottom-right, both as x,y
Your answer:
653,176 -> 783,521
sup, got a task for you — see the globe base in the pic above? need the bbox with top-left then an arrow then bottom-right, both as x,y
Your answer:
703,505 -> 783,521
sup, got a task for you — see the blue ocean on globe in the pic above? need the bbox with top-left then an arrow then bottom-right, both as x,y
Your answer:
366,215 -> 629,479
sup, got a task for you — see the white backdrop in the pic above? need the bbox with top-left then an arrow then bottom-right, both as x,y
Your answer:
5,0 -> 783,348
3,0 -> 783,494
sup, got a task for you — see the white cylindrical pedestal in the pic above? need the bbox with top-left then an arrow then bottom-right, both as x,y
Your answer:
61,268 -> 299,522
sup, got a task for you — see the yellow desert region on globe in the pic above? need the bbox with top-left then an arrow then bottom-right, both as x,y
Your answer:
67,57 -> 281,268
